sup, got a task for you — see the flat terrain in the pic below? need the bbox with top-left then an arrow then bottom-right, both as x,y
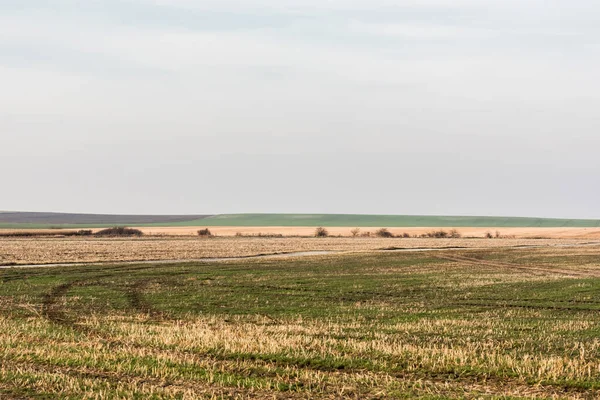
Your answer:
4,226 -> 600,239
135,226 -> 600,239
196,214 -> 600,228
1,244 -> 600,398
0,212 -> 208,228
1,237 -> 598,266
3,212 -> 600,229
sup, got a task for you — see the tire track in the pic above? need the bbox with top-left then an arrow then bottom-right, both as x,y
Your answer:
439,254 -> 600,278
42,281 -> 78,326
0,357 -> 592,400
42,279 -> 170,330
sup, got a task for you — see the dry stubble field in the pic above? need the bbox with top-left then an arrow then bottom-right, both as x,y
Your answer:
1,236 -> 599,266
2,238 -> 600,398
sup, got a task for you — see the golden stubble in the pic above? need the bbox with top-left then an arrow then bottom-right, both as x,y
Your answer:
2,236 -> 598,265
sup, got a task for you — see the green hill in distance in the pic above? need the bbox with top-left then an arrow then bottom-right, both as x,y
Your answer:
175,214 -> 600,228
1,212 -> 600,229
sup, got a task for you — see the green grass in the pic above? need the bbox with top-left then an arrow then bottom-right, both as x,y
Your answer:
1,247 -> 600,398
164,213 -> 600,228
3,213 -> 600,229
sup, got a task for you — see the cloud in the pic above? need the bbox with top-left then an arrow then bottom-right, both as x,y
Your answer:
1,0 -> 600,216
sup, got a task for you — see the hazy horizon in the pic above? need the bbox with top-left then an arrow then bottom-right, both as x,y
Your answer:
3,1 -> 599,218
3,210 -> 600,222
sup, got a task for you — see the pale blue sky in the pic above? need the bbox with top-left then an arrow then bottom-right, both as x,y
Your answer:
2,1 -> 600,217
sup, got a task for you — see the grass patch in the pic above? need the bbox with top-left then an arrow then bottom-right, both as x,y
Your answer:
1,247 -> 600,397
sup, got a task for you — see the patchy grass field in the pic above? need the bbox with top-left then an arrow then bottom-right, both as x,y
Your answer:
2,246 -> 600,398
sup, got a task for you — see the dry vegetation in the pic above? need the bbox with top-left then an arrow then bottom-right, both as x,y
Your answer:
5,226 -> 600,239
1,246 -> 600,398
0,236 -> 598,266
128,226 -> 600,239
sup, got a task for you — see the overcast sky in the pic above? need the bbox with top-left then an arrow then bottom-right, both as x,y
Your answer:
2,0 -> 599,217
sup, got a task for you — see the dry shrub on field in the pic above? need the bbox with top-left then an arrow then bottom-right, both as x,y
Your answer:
197,228 -> 213,237
402,232 -> 412,238
95,227 -> 143,237
315,227 -> 329,237
449,229 -> 462,238
257,233 -> 284,238
375,228 -> 394,238
351,228 -> 361,237
422,230 -> 449,238
232,232 -> 284,238
419,230 -> 461,239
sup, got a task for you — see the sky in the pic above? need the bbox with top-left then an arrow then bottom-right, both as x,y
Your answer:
2,0 -> 600,218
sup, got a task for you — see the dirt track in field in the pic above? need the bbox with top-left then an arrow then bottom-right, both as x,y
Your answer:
2,236 -> 600,267
438,254 -> 600,278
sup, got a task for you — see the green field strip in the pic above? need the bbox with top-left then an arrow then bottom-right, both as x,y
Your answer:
152,214 -> 600,228
2,213 -> 600,229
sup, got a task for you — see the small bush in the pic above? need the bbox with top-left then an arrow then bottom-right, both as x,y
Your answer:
402,232 -> 411,238
449,229 -> 462,238
315,227 -> 329,237
350,228 -> 361,237
197,228 -> 213,237
375,228 -> 394,238
95,227 -> 143,237
257,232 -> 284,238
485,231 -> 493,239
425,230 -> 449,238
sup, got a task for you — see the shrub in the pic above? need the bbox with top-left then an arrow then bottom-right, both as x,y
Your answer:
95,227 -> 143,237
449,229 -> 462,238
197,228 -> 213,237
375,228 -> 394,238
425,230 -> 449,238
72,230 -> 93,236
402,232 -> 411,238
315,227 -> 329,237
485,231 -> 493,239
350,228 -> 361,237
257,232 -> 284,238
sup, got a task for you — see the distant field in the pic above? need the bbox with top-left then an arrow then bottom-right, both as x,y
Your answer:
2,246 -> 600,398
193,214 -> 600,228
2,212 -> 600,228
0,212 -> 207,228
